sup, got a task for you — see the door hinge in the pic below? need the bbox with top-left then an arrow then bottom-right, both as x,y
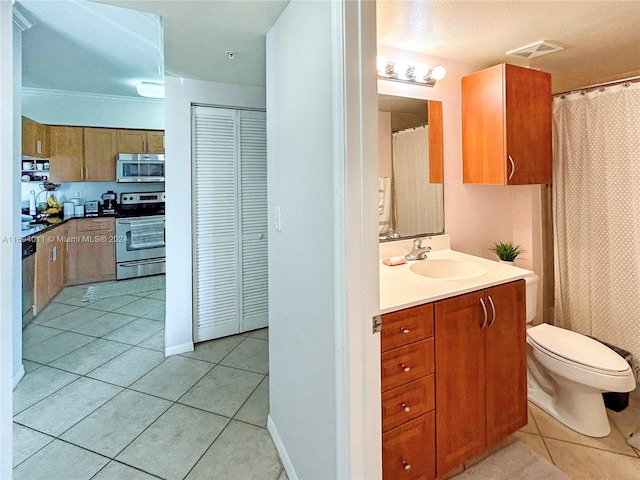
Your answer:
372,315 -> 382,334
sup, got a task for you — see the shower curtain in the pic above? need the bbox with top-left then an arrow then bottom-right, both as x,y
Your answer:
392,126 -> 444,237
552,82 -> 640,364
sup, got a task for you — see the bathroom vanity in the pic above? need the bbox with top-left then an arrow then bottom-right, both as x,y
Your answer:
379,236 -> 531,479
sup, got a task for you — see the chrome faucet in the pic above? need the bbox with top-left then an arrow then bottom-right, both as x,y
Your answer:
405,238 -> 431,261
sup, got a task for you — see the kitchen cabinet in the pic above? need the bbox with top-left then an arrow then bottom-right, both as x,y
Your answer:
49,126 -> 84,182
22,116 -> 50,158
50,127 -> 118,182
381,303 -> 436,480
66,218 -> 116,285
34,224 -> 67,316
434,280 -> 526,475
461,63 -> 552,185
116,129 -> 165,154
84,128 -> 117,181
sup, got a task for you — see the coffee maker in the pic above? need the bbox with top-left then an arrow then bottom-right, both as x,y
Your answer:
101,191 -> 117,215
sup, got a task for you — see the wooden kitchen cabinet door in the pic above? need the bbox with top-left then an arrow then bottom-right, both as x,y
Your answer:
84,128 -> 117,181
74,218 -> 116,284
116,129 -> 146,153
49,126 -> 84,182
146,130 -> 165,153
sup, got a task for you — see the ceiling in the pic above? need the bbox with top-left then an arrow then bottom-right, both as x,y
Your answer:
377,1 -> 640,93
18,0 -> 640,97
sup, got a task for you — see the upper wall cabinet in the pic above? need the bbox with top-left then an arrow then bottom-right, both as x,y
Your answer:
22,116 -> 50,158
116,129 -> 165,154
462,63 -> 552,185
50,127 -> 118,182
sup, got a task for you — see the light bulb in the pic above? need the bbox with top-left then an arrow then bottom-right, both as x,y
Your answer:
414,63 -> 430,82
431,66 -> 447,80
394,61 -> 408,79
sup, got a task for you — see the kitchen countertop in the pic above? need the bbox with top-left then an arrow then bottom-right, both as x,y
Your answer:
21,215 -> 115,239
379,246 -> 533,314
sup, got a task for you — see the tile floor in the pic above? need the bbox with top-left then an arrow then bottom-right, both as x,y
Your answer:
15,278 -> 640,479
514,395 -> 640,479
14,277 -> 288,480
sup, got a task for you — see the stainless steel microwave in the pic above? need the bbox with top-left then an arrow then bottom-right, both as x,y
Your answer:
116,154 -> 165,183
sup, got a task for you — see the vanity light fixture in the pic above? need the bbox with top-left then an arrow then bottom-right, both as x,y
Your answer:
376,55 -> 446,87
136,81 -> 165,99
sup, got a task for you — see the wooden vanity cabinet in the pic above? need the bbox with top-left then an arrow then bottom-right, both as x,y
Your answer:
22,116 -> 50,158
116,129 -> 165,154
381,303 -> 436,480
462,63 -> 552,185
434,280 -> 527,475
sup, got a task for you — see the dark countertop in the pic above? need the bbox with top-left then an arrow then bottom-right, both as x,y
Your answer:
21,214 -> 115,239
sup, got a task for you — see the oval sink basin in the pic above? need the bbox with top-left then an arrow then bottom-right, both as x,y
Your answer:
409,259 -> 488,280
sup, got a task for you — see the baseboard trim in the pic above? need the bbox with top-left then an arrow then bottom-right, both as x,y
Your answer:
164,341 -> 193,357
13,364 -> 25,389
267,414 -> 298,480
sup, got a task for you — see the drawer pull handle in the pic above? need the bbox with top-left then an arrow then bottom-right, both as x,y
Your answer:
400,327 -> 410,334
402,462 -> 412,471
401,403 -> 411,413
401,364 -> 410,373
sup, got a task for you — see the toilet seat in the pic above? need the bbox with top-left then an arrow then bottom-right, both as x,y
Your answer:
526,324 -> 631,377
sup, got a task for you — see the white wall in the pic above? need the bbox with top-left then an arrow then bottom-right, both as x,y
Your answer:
164,76 -> 265,356
22,87 -> 163,129
266,1 -> 379,478
0,2 -> 17,476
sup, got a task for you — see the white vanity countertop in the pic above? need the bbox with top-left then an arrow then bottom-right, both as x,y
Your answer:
379,247 -> 533,314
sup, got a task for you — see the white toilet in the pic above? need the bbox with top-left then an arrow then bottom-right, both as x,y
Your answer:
525,274 -> 636,437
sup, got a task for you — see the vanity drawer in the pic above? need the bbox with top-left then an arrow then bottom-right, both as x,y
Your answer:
383,411 -> 436,480
382,375 -> 435,432
382,338 -> 434,392
382,303 -> 434,352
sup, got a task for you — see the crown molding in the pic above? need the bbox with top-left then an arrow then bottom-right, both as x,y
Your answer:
21,87 -> 164,105
13,3 -> 35,31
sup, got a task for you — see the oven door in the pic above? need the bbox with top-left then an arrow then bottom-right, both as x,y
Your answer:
116,215 -> 165,279
116,215 -> 165,262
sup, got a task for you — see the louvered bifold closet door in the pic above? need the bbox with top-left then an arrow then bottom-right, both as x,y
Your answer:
193,106 -> 240,342
239,111 -> 268,331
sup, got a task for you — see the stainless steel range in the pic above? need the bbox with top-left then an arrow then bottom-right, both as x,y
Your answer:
116,191 -> 165,280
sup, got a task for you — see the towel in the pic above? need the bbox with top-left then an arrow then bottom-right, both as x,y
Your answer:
378,177 -> 392,234
129,218 -> 165,249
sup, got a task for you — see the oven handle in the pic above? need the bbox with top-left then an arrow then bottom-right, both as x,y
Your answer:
119,259 -> 166,267
116,220 -> 165,225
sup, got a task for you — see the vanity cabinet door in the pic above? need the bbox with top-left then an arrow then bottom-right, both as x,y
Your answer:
381,302 -> 433,352
381,338 -> 434,391
485,280 -> 527,444
435,291 -> 487,475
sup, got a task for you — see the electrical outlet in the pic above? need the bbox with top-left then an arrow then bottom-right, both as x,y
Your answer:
75,191 -> 82,198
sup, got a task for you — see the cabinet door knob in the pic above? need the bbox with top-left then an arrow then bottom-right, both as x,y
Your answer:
479,297 -> 488,329
508,155 -> 515,181
402,462 -> 412,471
401,403 -> 411,413
400,327 -> 410,334
488,295 -> 496,326
401,364 -> 410,373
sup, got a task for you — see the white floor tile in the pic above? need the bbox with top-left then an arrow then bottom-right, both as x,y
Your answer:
48,339 -> 131,375
13,439 -> 109,480
13,366 -> 79,415
14,377 -> 122,436
13,424 -> 54,467
220,337 -> 269,374
103,318 -> 163,345
116,404 -> 228,480
87,347 -> 165,387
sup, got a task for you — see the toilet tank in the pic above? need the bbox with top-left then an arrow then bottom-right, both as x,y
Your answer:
524,274 -> 539,324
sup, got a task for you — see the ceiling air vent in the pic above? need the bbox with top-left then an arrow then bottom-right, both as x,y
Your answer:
505,41 -> 564,59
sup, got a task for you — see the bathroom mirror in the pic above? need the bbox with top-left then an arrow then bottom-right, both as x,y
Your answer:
378,95 -> 444,241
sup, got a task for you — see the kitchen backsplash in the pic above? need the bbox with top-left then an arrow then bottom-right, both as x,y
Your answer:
21,181 -> 164,209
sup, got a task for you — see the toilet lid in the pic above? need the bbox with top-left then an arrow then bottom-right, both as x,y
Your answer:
527,324 -> 630,373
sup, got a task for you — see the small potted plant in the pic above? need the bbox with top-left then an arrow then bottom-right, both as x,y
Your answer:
489,240 -> 523,265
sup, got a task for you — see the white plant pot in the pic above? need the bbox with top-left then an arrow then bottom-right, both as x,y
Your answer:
499,260 -> 515,266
